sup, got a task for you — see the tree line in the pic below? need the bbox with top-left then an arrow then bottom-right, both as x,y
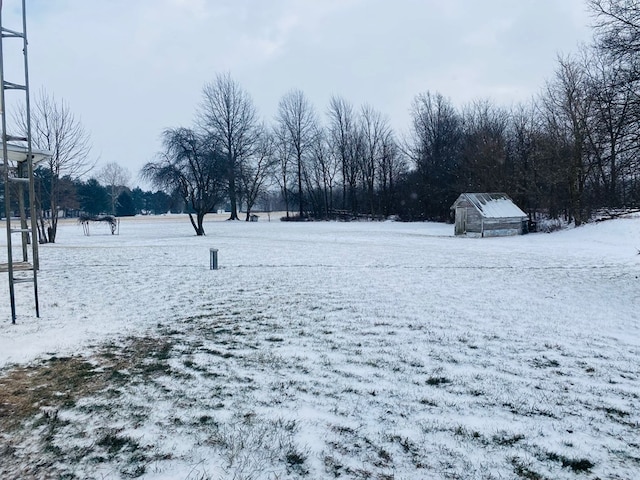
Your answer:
4,1 -> 639,239
142,2 -> 640,234
29,171 -> 179,218
2,159 -> 178,223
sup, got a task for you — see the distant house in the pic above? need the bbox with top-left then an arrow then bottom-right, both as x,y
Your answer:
451,193 -> 528,237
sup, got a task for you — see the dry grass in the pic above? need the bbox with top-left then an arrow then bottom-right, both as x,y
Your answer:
0,355 -> 102,432
0,336 -> 172,431
0,336 -> 174,479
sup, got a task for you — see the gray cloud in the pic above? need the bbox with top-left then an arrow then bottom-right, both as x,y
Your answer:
2,0 -> 591,184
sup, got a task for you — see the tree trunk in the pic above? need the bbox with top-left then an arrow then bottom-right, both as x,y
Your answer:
49,188 -> 58,244
188,212 -> 206,235
297,153 -> 304,217
228,155 -> 240,220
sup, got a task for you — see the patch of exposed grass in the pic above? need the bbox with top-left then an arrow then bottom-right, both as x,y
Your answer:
601,405 -> 630,418
0,335 -> 174,478
454,425 -> 487,445
266,336 -> 284,342
285,448 -> 309,475
425,376 -> 451,386
200,347 -> 234,358
531,356 -> 560,368
98,336 -> 174,382
545,451 -> 595,473
511,456 -> 547,480
97,428 -> 141,456
323,454 -> 344,477
492,431 -> 525,446
205,415 -> 306,476
0,355 -> 102,431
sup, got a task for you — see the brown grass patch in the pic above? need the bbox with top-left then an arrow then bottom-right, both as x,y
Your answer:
0,356 -> 102,431
0,336 -> 173,433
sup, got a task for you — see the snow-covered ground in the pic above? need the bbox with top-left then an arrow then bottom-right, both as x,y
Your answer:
0,214 -> 639,479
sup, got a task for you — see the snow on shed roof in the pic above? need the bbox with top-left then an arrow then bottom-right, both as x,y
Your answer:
452,193 -> 527,219
2,142 -> 50,165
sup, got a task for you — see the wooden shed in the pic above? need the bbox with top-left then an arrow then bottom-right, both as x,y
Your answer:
451,193 -> 528,237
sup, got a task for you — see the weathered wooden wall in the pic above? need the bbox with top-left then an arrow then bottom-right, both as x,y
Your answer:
481,218 -> 525,237
455,200 -> 484,235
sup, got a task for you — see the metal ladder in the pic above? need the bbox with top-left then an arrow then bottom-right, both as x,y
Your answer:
1,1 -> 39,324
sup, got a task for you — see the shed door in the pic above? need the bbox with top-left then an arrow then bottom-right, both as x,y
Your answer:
455,207 -> 467,235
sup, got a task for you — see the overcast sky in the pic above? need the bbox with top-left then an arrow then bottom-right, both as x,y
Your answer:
3,0 -> 593,188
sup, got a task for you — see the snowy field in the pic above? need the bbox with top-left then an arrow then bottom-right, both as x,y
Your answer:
0,214 -> 639,479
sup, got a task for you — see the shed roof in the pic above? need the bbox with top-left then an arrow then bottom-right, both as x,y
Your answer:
2,142 -> 50,165
452,193 -> 527,219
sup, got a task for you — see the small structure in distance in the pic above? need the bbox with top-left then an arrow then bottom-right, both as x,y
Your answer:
451,193 -> 528,237
79,214 -> 119,236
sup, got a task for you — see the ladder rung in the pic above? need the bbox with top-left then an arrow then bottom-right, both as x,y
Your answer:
13,276 -> 35,284
4,134 -> 27,142
3,81 -> 26,90
8,176 -> 29,183
1,27 -> 25,38
0,262 -> 33,272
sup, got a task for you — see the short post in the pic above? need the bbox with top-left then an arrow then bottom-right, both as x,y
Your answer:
209,248 -> 218,270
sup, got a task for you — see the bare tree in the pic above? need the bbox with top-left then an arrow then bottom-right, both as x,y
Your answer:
307,125 -> 339,217
406,92 -> 462,219
359,104 -> 391,215
582,51 -> 637,206
506,102 -> 542,213
460,99 -> 510,193
141,128 -> 224,235
327,96 -> 359,212
273,123 -> 295,218
239,127 -> 277,221
13,89 -> 93,243
97,162 -> 130,214
377,129 -> 404,217
589,0 -> 640,61
197,73 -> 260,220
275,89 -> 317,218
539,55 -> 594,225
588,1 -> 640,207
